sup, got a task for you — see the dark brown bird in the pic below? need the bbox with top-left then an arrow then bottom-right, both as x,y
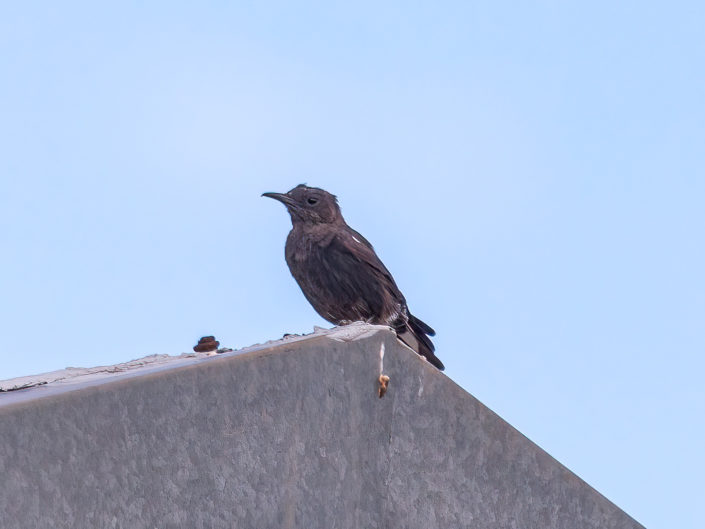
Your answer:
263,184 -> 444,370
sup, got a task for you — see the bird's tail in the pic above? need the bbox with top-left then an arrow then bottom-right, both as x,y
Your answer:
397,314 -> 445,371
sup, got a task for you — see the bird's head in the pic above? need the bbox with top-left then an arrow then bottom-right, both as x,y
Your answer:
262,184 -> 342,225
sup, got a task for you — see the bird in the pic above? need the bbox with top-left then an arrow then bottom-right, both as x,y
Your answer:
263,184 -> 444,370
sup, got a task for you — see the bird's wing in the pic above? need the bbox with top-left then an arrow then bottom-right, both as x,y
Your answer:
295,230 -> 406,325
330,231 -> 444,369
338,229 -> 403,291
290,228 -> 443,370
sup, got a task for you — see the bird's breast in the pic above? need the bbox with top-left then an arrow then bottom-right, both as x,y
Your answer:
285,228 -> 334,264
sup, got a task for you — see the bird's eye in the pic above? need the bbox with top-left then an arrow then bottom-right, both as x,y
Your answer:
307,197 -> 318,205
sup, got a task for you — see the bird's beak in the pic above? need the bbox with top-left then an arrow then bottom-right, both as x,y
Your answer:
262,192 -> 296,207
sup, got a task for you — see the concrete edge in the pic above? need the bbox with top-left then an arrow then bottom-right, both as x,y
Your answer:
0,324 -> 398,410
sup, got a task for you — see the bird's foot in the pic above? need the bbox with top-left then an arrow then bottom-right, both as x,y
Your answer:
338,319 -> 368,326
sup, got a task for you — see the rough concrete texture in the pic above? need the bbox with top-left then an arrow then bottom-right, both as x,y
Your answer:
0,325 -> 644,529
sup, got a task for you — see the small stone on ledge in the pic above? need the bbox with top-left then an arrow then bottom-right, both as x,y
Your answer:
193,336 -> 220,353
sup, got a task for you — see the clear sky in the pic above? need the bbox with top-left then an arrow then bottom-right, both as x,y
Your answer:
1,2 -> 703,527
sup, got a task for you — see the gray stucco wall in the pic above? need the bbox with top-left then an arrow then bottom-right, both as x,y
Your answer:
0,325 -> 643,528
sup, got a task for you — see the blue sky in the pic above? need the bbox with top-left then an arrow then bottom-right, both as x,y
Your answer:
1,2 -> 703,527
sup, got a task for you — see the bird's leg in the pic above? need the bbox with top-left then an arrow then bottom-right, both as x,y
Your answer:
338,319 -> 368,326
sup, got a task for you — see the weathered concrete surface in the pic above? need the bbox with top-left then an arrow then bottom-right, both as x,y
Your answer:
0,325 -> 644,529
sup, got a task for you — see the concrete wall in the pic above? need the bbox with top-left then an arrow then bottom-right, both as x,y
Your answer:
0,325 -> 644,528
